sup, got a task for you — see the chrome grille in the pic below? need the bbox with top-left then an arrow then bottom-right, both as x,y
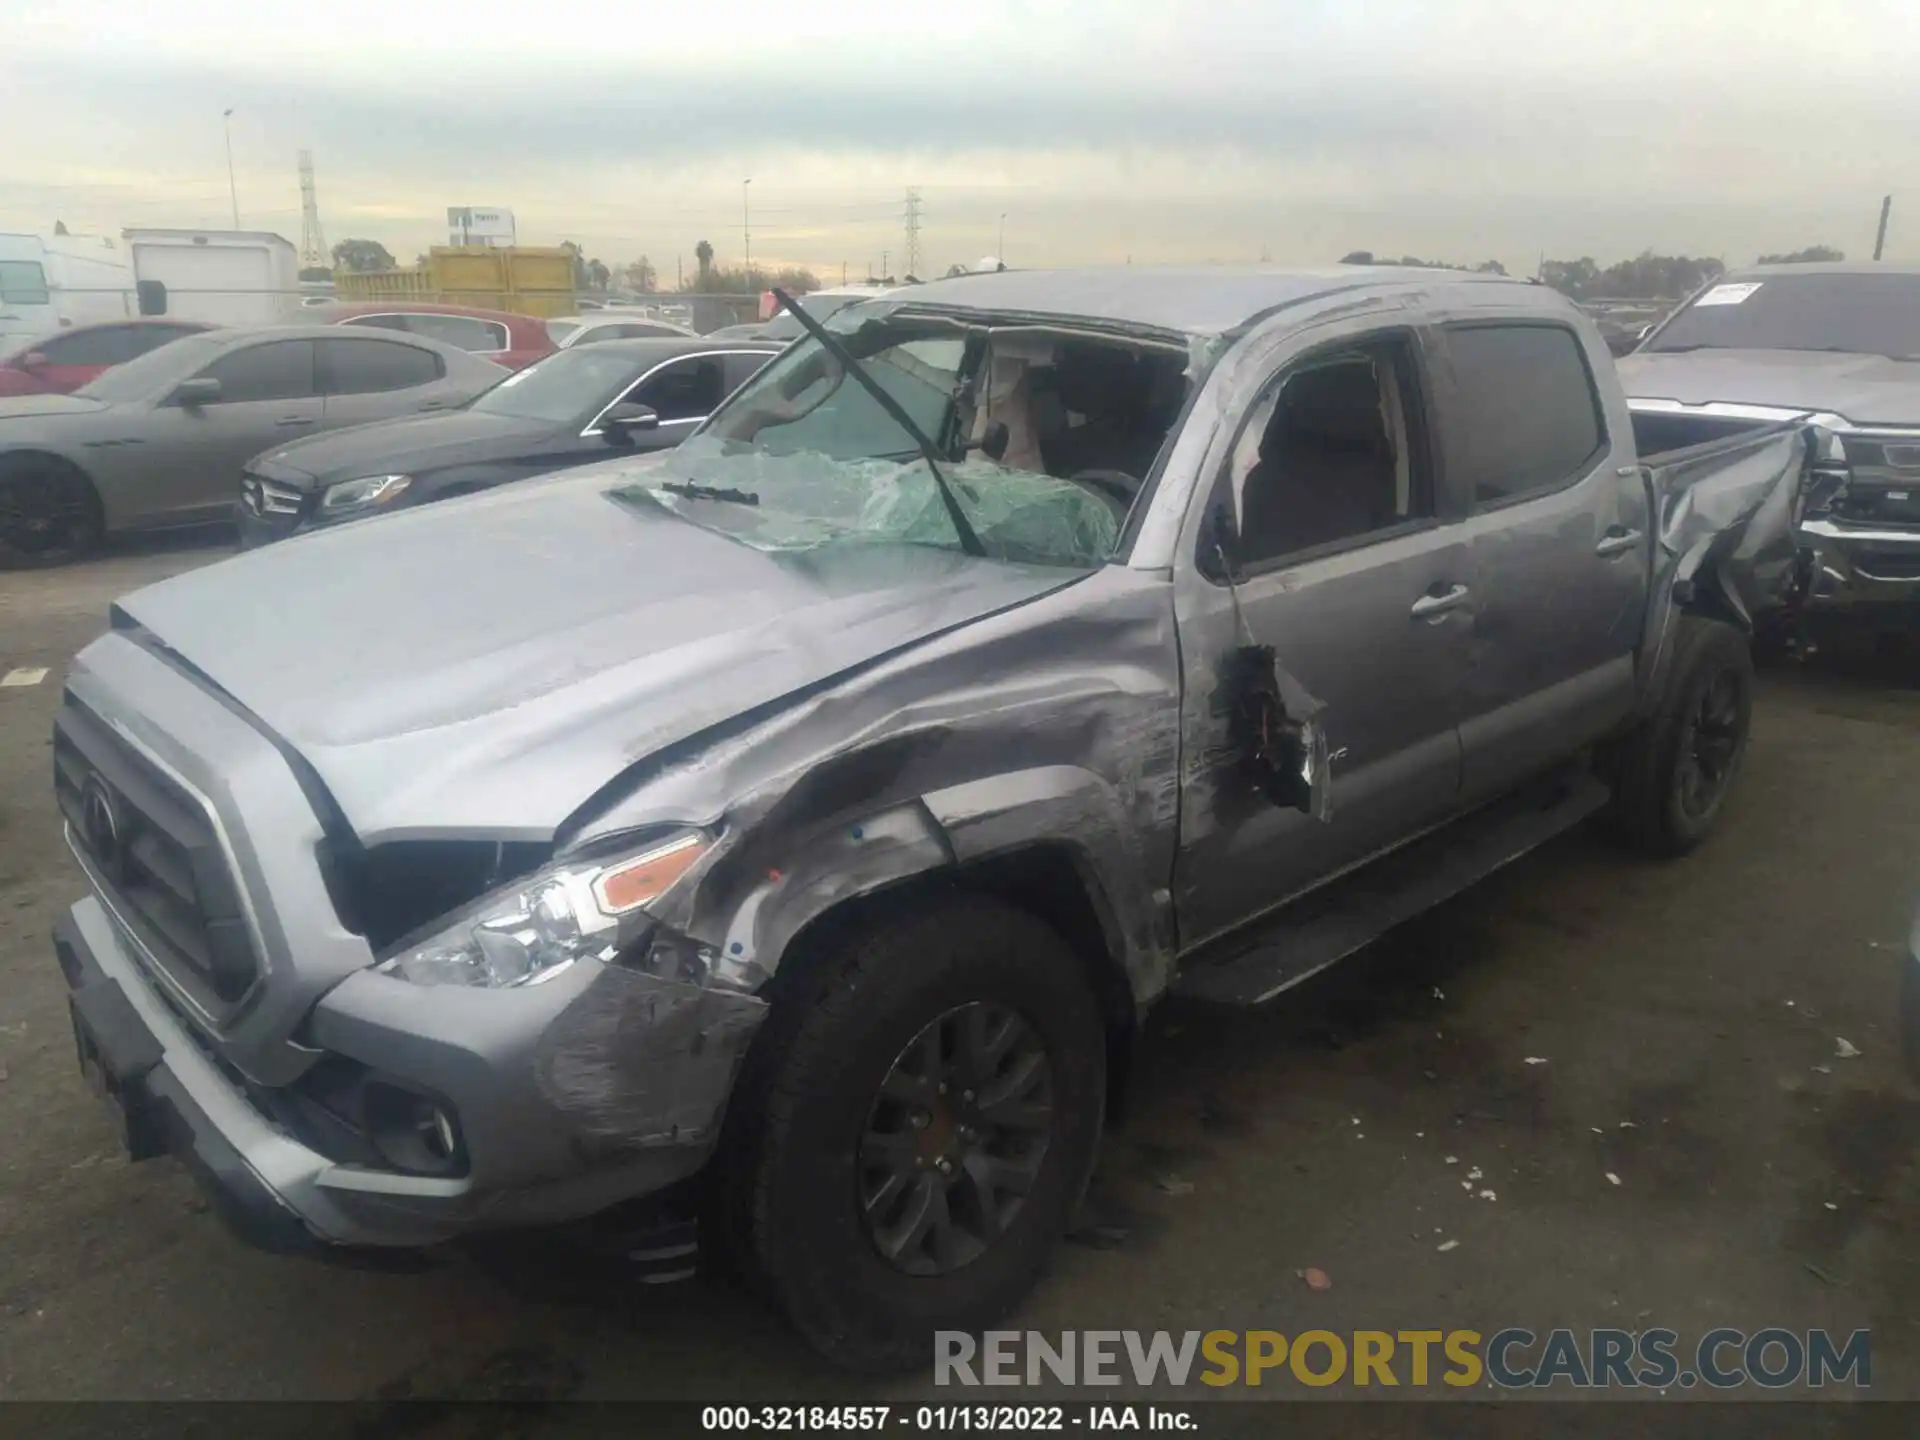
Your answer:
54,695 -> 258,1015
241,474 -> 305,518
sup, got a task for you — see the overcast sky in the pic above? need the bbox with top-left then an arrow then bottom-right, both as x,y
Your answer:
5,0 -> 1914,279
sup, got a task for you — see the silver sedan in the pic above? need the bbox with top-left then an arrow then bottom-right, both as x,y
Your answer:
0,324 -> 506,566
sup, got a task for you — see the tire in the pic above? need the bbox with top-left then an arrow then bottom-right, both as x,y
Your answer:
716,892 -> 1106,1372
0,454 -> 103,569
1601,617 -> 1754,857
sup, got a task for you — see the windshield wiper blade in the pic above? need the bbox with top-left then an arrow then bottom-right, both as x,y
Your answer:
657,480 -> 759,506
769,286 -> 986,558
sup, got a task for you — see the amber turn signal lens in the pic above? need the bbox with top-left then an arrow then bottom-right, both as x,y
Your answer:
592,835 -> 708,914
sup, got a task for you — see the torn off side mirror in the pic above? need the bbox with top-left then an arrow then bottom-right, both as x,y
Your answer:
1224,644 -> 1334,823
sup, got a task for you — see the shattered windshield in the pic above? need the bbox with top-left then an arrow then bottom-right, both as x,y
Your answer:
608,317 -> 1126,568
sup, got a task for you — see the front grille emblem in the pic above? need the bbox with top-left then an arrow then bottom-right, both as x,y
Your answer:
80,777 -> 125,882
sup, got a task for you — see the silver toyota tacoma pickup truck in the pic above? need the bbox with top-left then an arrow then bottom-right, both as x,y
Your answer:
52,268 -> 1811,1370
1619,261 -> 1920,638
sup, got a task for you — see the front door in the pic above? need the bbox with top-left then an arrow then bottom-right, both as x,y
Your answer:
146,338 -> 323,524
1172,319 -> 1471,950
1437,321 -> 1650,803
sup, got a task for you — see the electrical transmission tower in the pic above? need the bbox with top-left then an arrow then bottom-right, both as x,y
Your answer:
903,188 -> 923,281
298,150 -> 328,270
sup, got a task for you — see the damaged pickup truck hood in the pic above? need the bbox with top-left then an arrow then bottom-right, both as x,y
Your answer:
114,467 -> 1083,842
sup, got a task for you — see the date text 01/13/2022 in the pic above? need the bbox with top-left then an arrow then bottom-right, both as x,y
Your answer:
700,1405 -> 1197,1431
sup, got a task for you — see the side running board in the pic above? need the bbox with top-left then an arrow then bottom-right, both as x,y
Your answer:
1172,769 -> 1611,1007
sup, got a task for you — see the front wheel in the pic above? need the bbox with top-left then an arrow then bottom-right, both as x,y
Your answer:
1601,617 -> 1755,856
720,893 -> 1106,1372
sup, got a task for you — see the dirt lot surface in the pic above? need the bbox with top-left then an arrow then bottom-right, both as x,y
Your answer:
1,537 -> 1918,1417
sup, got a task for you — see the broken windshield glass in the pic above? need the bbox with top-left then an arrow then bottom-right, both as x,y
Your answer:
606,318 -> 1124,568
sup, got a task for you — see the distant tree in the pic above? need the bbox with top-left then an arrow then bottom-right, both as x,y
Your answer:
677,262 -> 819,296
331,238 -> 396,273
53,220 -> 70,236
1543,251 -> 1724,300
298,265 -> 333,282
1340,250 -> 1505,274
623,256 -> 658,293
413,252 -> 431,268
1757,245 -> 1845,264
586,259 -> 611,291
694,240 -> 715,288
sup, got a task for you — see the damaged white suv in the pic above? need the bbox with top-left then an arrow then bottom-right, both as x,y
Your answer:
54,267 -> 1811,1369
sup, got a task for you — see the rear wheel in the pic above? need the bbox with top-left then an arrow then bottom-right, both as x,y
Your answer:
1601,617 -> 1754,856
717,893 -> 1105,1372
0,455 -> 103,568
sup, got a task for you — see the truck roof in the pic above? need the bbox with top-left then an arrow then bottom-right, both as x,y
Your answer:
887,265 -> 1534,338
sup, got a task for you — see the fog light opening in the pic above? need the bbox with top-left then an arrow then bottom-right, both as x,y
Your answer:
364,1082 -> 466,1177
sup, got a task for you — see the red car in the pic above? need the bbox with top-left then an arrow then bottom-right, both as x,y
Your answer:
0,319 -> 218,397
303,301 -> 555,370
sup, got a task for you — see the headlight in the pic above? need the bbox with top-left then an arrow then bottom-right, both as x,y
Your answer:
376,832 -> 710,988
321,473 -> 412,515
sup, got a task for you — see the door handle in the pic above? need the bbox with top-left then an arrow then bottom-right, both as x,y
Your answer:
1410,583 -> 1470,619
274,415 -> 316,427
1595,527 -> 1644,558
416,400 -> 449,412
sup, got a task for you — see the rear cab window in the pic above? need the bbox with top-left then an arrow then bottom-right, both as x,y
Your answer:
1443,324 -> 1606,508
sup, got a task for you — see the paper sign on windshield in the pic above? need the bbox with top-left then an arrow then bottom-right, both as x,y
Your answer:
1693,282 -> 1763,307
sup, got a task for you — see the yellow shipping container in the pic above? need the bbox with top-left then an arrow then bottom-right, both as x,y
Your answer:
334,246 -> 577,317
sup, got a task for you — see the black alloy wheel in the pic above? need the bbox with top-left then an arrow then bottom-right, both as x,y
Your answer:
0,459 -> 101,567
1674,668 -> 1744,821
858,1001 -> 1054,1277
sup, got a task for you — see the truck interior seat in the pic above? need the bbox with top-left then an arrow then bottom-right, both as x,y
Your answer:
1239,359 -> 1399,560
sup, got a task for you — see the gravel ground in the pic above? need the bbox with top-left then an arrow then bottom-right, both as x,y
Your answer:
1,537 -> 1917,1416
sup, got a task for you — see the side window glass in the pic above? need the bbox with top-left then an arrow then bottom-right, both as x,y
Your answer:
723,351 -> 773,394
1228,338 -> 1430,568
39,329 -> 126,365
127,326 -> 197,359
197,341 -> 317,403
632,357 -> 725,422
342,314 -> 413,333
1445,324 -> 1605,507
403,314 -> 508,352
319,337 -> 443,394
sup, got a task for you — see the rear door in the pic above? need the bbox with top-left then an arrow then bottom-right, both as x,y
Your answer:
1172,315 -> 1471,948
315,335 -> 450,428
143,338 -> 323,523
1440,320 -> 1650,803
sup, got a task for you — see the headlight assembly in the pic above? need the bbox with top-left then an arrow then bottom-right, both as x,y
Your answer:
375,832 -> 710,989
321,473 -> 412,515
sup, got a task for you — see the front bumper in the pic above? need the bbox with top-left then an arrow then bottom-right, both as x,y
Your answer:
55,892 -> 766,1250
1800,519 -> 1920,627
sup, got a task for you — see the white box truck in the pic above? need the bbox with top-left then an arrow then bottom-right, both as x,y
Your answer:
123,229 -> 300,326
0,232 -> 140,340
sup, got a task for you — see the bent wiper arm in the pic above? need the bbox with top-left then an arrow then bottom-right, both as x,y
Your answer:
770,286 -> 986,558
657,480 -> 760,506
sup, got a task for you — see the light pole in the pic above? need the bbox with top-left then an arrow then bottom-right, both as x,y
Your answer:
998,212 -> 1006,262
743,178 -> 752,281
222,108 -> 240,228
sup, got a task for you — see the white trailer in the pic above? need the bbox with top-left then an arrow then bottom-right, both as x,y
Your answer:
123,229 -> 301,326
